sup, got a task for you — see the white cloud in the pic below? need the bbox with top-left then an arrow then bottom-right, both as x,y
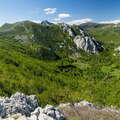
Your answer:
58,13 -> 71,19
43,8 -> 57,15
99,20 -> 120,24
32,20 -> 41,23
67,18 -> 92,25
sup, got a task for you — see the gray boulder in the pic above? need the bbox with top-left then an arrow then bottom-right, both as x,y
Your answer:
0,92 -> 38,117
0,93 -> 65,120
43,105 -> 64,120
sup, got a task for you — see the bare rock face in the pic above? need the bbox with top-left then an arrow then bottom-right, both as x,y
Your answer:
59,23 -> 76,37
0,92 -> 39,117
0,92 -> 65,120
60,23 -> 103,54
74,30 -> 103,54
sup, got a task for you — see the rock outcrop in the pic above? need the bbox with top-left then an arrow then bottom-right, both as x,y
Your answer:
73,29 -> 103,54
0,92 -> 64,120
60,23 -> 103,54
0,93 -> 120,120
60,23 -> 76,37
0,92 -> 38,117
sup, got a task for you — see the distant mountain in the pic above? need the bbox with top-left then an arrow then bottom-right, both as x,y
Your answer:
41,20 -> 54,25
79,22 -> 120,30
79,22 -> 99,30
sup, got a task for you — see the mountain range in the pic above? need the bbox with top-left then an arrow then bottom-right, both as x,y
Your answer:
0,20 -> 119,110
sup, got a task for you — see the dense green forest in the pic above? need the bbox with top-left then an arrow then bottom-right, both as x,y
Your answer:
0,21 -> 120,107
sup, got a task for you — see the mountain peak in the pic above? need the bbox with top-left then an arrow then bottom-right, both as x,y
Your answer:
41,20 -> 54,25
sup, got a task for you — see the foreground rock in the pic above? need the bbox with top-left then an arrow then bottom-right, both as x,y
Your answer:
1,93 -> 120,120
0,92 -> 64,120
0,92 -> 38,117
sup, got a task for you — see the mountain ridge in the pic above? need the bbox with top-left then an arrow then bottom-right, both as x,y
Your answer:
0,20 -> 103,59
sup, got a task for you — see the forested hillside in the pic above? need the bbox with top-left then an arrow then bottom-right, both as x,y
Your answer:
0,21 -> 120,108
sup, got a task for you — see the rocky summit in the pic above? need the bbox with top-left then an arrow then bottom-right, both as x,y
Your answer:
0,92 -> 64,120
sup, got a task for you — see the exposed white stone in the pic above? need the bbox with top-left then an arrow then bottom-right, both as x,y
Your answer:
43,105 -> 64,120
58,103 -> 71,108
74,100 -> 95,108
0,93 -> 65,120
59,101 -> 95,109
74,35 -> 102,54
60,23 -> 76,37
0,92 -> 38,117
38,113 -> 54,120
60,23 -> 103,54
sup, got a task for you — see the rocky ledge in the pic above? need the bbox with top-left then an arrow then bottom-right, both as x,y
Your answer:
0,93 -> 120,120
0,92 -> 64,120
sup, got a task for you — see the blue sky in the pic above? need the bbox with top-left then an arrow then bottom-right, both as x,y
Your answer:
0,0 -> 120,25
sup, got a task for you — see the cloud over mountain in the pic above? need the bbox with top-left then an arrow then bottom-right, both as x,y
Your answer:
43,8 -> 57,14
67,18 -> 92,25
100,20 -> 120,24
58,13 -> 71,19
